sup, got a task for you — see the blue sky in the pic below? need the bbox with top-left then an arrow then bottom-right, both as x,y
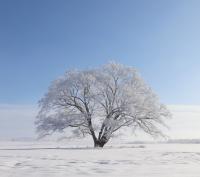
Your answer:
1,0 -> 200,105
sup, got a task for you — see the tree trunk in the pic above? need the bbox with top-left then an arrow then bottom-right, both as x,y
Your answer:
94,140 -> 106,148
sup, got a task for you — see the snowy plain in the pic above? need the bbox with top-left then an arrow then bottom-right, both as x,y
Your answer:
1,105 -> 200,177
0,141 -> 200,177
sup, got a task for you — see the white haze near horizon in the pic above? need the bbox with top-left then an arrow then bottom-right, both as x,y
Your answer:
0,104 -> 200,141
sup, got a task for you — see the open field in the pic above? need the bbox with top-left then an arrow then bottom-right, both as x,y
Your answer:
0,141 -> 200,177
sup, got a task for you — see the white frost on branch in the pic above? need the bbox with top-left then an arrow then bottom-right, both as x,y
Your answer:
36,62 -> 171,147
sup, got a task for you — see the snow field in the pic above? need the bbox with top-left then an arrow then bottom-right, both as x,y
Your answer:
0,142 -> 200,177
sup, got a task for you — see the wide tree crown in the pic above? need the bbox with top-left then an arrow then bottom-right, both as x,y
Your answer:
36,62 -> 171,143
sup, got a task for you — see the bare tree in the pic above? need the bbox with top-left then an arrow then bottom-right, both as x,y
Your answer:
36,62 -> 171,147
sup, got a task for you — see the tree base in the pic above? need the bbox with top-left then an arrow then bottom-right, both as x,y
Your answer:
94,141 -> 106,148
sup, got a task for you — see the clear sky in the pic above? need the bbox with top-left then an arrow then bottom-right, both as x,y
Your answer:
2,1 -> 200,140
1,0 -> 200,105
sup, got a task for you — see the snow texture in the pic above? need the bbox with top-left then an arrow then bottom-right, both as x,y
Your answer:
0,141 -> 200,177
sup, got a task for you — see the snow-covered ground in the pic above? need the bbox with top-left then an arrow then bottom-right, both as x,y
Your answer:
0,141 -> 200,177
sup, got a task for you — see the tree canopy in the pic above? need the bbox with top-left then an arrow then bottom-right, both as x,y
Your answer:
36,62 -> 171,147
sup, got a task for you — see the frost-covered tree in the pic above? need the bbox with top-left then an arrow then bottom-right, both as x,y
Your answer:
36,62 -> 171,147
